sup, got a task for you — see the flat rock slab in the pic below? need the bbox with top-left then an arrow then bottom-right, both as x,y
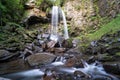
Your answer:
26,53 -> 56,66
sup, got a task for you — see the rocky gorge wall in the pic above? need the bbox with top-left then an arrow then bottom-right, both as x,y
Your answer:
63,0 -> 120,36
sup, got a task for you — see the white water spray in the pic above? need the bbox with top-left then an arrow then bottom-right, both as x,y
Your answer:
61,9 -> 69,39
51,6 -> 59,35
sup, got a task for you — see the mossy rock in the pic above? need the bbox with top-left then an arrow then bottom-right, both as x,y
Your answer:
100,55 -> 115,62
115,52 -> 120,57
62,38 -> 73,48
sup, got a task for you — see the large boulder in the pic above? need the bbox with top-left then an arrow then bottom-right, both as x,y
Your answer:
103,63 -> 120,75
26,53 -> 56,66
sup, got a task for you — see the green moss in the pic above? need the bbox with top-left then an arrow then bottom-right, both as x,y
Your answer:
115,52 -> 120,56
0,0 -> 25,24
87,15 -> 120,41
102,55 -> 114,61
75,5 -> 81,10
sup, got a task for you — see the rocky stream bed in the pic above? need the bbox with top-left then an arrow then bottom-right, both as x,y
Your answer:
0,30 -> 120,80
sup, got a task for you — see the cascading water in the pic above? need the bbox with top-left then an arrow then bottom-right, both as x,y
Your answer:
51,56 -> 66,66
51,6 -> 58,35
50,6 -> 69,42
58,60 -> 119,80
61,9 -> 69,39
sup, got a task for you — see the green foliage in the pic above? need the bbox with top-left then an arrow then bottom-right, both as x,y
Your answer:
0,0 -> 26,25
46,0 -> 65,6
87,15 -> 120,40
115,52 -> 120,56
36,0 -> 43,6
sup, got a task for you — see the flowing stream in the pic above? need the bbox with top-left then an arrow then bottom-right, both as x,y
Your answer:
2,57 -> 119,80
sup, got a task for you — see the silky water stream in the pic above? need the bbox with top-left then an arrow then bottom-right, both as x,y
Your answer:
2,56 -> 119,80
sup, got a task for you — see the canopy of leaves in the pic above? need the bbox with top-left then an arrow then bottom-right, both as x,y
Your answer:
0,0 -> 27,25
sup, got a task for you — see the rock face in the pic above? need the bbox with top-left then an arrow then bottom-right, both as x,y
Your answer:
63,0 -> 120,36
21,0 -> 49,27
64,0 -> 94,36
26,53 -> 56,66
97,0 -> 120,17
103,63 -> 120,75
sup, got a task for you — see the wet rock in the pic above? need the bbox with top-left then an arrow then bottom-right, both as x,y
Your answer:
42,33 -> 50,39
28,16 -> 49,25
37,34 -> 42,40
66,47 -> 81,54
72,39 -> 80,47
0,50 -> 11,58
62,39 -> 73,48
25,43 -> 34,50
41,42 -> 47,50
0,77 -> 11,80
97,54 -> 115,62
33,45 -> 43,53
39,40 -> 45,45
5,47 -> 18,52
20,43 -> 34,59
42,70 -> 57,80
103,63 -> 120,75
0,50 -> 19,61
115,52 -> 120,58
47,48 -> 66,54
47,40 -> 57,48
24,3 -> 35,9
24,0 -> 36,9
0,59 -> 30,75
74,71 -> 90,79
65,57 -> 76,67
33,39 -> 41,46
106,44 -> 120,55
26,53 -> 56,66
20,44 -> 43,59
54,48 -> 66,53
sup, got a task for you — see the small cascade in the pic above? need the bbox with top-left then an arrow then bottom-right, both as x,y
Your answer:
51,56 -> 66,66
76,60 -> 119,80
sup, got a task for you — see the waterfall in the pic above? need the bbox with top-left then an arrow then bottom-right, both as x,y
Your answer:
51,6 -> 59,35
50,6 -> 69,41
61,9 -> 69,39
